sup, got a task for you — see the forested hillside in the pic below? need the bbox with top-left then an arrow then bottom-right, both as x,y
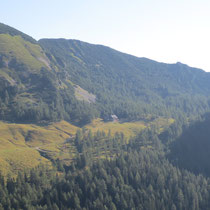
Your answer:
1,127 -> 210,210
2,23 -> 210,210
0,23 -> 98,125
1,22 -> 210,126
168,113 -> 210,177
40,38 -> 210,120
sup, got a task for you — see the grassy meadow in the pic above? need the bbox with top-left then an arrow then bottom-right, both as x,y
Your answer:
0,117 -> 174,176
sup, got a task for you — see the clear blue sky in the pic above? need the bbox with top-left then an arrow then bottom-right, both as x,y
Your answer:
1,0 -> 210,71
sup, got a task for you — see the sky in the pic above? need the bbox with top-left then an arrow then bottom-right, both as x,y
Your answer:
1,0 -> 210,71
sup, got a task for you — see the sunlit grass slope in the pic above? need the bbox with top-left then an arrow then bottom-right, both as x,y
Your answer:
0,34 -> 50,70
85,118 -> 174,138
85,119 -> 146,138
0,120 -> 78,176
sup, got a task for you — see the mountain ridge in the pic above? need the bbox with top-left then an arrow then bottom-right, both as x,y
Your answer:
1,23 -> 210,125
39,37 -> 208,72
0,22 -> 37,44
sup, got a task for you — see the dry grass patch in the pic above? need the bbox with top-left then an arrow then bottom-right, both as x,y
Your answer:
85,117 -> 174,138
0,120 -> 79,176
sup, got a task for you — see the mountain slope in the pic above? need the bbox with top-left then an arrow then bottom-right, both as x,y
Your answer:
1,23 -> 210,125
168,113 -> 210,176
0,22 -> 36,44
39,38 -> 210,120
0,24 -> 97,125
